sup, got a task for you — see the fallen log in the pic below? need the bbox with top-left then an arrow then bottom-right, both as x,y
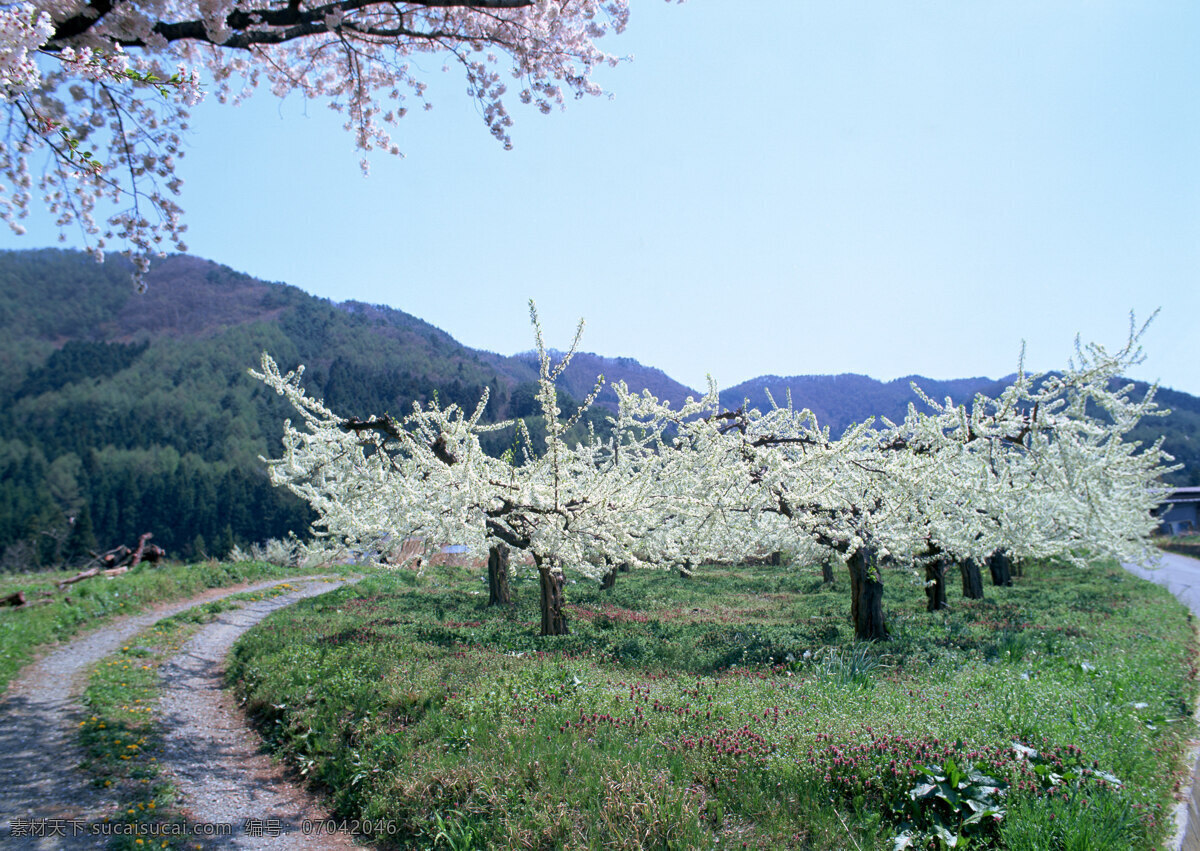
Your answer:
1,591 -> 26,607
130,533 -> 152,566
58,568 -> 99,589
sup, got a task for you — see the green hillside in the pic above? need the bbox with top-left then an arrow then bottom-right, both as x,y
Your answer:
1,248 -> 1193,571
0,250 -> 523,568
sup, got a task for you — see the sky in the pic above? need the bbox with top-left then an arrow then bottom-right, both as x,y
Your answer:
4,0 -> 1198,396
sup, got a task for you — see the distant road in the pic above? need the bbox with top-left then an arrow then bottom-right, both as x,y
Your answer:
1124,550 -> 1200,615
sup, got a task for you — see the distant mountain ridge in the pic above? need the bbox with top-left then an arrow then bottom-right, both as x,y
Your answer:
719,373 -> 1017,436
511,349 -> 700,414
0,248 -> 1194,571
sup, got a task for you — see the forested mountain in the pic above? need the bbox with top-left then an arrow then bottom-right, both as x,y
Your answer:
0,248 -> 1194,570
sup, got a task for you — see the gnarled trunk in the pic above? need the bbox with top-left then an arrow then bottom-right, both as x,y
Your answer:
846,548 -> 888,641
535,556 -> 569,636
601,564 -> 616,590
925,560 -> 949,612
961,558 -> 985,599
822,558 -> 835,584
487,544 -> 513,606
987,549 -> 1013,587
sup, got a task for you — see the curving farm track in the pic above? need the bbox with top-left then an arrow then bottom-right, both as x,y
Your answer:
0,575 -> 361,849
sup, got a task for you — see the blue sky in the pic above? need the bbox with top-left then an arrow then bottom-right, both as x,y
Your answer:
5,1 -> 1198,395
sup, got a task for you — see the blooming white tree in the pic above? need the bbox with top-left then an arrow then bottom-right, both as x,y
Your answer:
614,313 -> 1173,640
256,305 -> 1173,642
254,302 -> 712,635
1,0 -> 644,285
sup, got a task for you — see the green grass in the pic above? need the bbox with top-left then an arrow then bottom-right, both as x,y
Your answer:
79,618 -> 194,850
1156,535 -> 1200,560
0,560 -> 362,693
225,558 -> 1198,850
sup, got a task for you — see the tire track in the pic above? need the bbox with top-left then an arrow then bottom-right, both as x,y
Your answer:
0,575 -> 358,849
156,578 -> 361,849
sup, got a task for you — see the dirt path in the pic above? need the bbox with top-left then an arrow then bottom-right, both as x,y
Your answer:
156,579 -> 361,849
0,575 -> 360,849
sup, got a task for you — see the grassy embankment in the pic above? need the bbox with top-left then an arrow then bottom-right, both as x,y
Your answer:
0,559 -> 362,693
1155,534 -> 1200,561
227,558 -> 1199,850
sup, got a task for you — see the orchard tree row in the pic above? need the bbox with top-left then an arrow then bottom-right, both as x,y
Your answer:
255,306 -> 1173,641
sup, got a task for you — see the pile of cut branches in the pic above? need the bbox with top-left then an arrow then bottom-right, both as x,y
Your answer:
56,534 -> 166,589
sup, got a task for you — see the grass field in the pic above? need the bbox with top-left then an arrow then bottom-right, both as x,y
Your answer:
227,557 -> 1199,850
0,559 -> 359,692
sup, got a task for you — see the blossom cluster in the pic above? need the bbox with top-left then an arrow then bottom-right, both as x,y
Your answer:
2,0 -> 644,281
0,4 -> 52,94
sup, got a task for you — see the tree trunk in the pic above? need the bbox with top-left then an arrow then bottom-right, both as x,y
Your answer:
846,548 -> 888,641
679,559 -> 694,579
987,549 -> 1013,587
961,558 -> 985,599
617,561 -> 631,573
487,544 -> 513,606
822,559 -> 835,584
1011,558 -> 1024,578
535,557 -> 569,636
925,561 -> 948,612
600,565 -> 616,590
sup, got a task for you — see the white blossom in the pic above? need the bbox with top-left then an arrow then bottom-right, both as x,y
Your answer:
0,0 -> 641,283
